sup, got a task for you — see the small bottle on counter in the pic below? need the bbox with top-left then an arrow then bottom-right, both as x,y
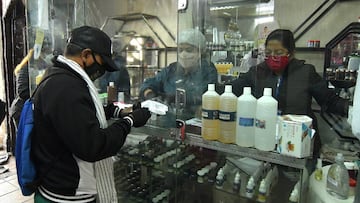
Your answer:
314,158 -> 323,181
232,171 -> 241,193
215,167 -> 225,189
246,177 -> 255,199
257,179 -> 268,202
107,82 -> 117,104
288,187 -> 299,203
326,153 -> 350,200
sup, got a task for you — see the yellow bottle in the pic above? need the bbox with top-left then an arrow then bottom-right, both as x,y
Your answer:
314,158 -> 323,181
202,84 -> 220,140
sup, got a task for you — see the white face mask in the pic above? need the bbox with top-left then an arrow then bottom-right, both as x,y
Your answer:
178,51 -> 200,70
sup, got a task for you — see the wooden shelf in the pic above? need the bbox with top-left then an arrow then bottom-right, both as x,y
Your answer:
295,47 -> 325,52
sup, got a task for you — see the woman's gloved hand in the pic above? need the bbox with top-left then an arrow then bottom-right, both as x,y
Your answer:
125,108 -> 151,127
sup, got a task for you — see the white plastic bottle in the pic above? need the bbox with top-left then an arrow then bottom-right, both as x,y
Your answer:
288,187 -> 299,203
219,85 -> 237,143
236,87 -> 257,147
257,179 -> 267,202
233,171 -> 241,193
326,153 -> 350,199
255,88 -> 278,151
246,177 -> 255,199
202,84 -> 220,140
215,167 -> 225,189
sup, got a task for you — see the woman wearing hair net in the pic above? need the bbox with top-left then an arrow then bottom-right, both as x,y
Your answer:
230,29 -> 349,169
140,28 -> 217,117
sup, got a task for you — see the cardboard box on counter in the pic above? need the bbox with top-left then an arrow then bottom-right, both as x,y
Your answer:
278,115 -> 314,158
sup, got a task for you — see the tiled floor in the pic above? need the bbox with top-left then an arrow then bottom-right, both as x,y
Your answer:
0,150 -> 34,203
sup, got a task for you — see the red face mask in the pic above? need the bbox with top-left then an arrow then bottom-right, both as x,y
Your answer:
265,55 -> 289,73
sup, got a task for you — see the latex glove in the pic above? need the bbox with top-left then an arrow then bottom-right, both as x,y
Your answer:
126,108 -> 151,127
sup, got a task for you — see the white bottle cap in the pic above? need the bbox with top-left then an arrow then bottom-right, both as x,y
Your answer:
109,82 -> 115,87
247,177 -> 254,187
263,88 -> 272,96
225,85 -> 232,93
217,168 -> 224,179
289,189 -> 299,202
316,158 -> 322,169
259,179 -> 267,192
335,153 -> 344,162
209,162 -> 218,169
234,172 -> 241,183
208,84 -> 215,91
243,87 -> 251,95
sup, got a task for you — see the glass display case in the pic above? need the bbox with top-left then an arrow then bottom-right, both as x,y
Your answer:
23,1 -> 320,202
324,22 -> 360,91
101,13 -> 177,100
322,22 -> 360,140
114,1 -> 310,203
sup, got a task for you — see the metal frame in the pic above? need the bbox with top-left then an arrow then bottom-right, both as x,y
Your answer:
101,13 -> 177,67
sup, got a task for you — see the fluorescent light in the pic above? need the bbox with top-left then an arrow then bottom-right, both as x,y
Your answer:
210,6 -> 238,11
256,0 -> 274,15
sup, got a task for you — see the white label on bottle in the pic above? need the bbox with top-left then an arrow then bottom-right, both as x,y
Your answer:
255,119 -> 266,129
202,109 -> 219,120
219,111 -> 236,121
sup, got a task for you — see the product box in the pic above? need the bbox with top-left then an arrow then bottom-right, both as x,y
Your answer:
278,115 -> 314,158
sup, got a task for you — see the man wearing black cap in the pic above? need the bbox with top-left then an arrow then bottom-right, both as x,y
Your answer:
31,26 -> 151,202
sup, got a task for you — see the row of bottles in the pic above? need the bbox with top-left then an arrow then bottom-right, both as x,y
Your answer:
115,136 -> 304,202
313,153 -> 351,200
201,84 -> 278,151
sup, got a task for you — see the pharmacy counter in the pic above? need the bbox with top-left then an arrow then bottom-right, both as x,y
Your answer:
308,165 -> 354,203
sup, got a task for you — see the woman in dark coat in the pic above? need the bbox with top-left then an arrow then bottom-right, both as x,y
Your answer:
231,29 -> 349,161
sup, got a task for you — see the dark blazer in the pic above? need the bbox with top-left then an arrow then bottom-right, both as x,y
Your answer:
230,58 -> 348,157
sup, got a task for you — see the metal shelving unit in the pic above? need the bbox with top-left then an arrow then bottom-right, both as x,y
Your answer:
101,13 -> 177,67
134,125 -> 308,169
184,133 -> 308,169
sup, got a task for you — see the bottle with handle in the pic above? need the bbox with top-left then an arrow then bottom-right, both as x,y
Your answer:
255,88 -> 278,151
236,87 -> 257,147
219,85 -> 237,143
326,153 -> 350,199
201,84 -> 220,140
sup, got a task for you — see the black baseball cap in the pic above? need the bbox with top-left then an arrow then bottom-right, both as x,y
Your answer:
68,26 -> 118,72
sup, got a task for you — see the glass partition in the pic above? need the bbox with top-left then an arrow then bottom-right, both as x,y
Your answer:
26,0 -> 85,93
176,0 -> 275,122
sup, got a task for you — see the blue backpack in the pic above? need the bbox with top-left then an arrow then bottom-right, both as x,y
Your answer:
15,98 -> 37,196
15,73 -> 64,196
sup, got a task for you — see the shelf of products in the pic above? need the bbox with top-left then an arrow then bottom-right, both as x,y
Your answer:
295,47 -> 325,52
132,125 -> 308,170
114,131 -> 305,203
183,133 -> 308,169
